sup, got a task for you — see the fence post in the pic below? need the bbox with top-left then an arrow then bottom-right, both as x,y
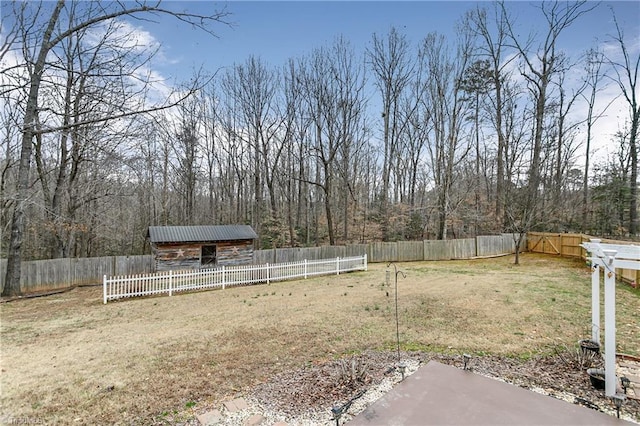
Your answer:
364,253 -> 368,271
336,257 -> 340,275
266,263 -> 270,284
69,258 -> 73,288
103,274 -> 107,304
475,236 -> 479,258
304,259 -> 308,279
222,265 -> 226,290
169,270 -> 173,297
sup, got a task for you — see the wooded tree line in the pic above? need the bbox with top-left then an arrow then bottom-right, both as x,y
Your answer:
1,1 -> 638,294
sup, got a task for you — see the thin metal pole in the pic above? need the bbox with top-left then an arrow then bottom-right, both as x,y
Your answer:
395,269 -> 400,361
388,262 -> 405,362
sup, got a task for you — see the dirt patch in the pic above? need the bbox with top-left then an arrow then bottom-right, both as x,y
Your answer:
1,254 -> 638,424
249,350 -> 640,423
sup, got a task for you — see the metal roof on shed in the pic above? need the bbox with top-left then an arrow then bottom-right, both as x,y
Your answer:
148,225 -> 257,244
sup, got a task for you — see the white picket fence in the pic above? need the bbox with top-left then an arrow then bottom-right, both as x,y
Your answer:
103,255 -> 367,303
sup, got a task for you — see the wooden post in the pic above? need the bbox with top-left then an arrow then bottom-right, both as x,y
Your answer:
169,270 -> 173,297
103,274 -> 107,304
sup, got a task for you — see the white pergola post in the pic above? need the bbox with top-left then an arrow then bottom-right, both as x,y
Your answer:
590,239 -> 601,344
581,240 -> 640,398
602,249 -> 617,397
591,263 -> 600,343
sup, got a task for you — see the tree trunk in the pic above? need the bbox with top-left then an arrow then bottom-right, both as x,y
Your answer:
529,78 -> 548,211
582,121 -> 592,232
437,183 -> 448,240
513,232 -> 524,265
3,0 -> 65,297
381,99 -> 391,241
495,76 -> 505,228
323,163 -> 335,245
629,114 -> 638,235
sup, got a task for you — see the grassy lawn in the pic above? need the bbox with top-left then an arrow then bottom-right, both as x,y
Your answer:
1,253 -> 638,424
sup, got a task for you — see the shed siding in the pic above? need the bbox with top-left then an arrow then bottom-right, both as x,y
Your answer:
216,240 -> 254,266
152,240 -> 254,271
152,243 -> 201,271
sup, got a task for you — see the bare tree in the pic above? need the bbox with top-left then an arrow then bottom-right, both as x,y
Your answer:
298,37 -> 367,245
549,66 -> 587,222
0,88 -> 21,258
3,0 -> 229,297
501,1 -> 596,223
200,77 -> 222,224
281,59 -> 312,246
468,5 -> 520,227
420,31 -> 472,240
29,4 -> 160,257
173,93 -> 203,225
580,48 -> 612,231
398,75 -> 430,210
459,58 -> 493,235
501,0 -> 595,260
607,12 -> 639,236
224,56 -> 285,247
367,27 -> 414,240
590,131 -> 632,236
217,76 -> 251,225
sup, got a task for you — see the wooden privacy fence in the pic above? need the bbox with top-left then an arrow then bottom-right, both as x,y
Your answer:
0,255 -> 154,295
2,234 -> 519,296
528,232 -> 639,284
255,233 -> 520,264
103,255 -> 367,303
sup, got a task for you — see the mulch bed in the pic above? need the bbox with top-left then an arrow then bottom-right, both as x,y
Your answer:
250,350 -> 640,422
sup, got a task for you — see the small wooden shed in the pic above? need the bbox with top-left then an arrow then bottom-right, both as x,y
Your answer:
147,225 -> 258,271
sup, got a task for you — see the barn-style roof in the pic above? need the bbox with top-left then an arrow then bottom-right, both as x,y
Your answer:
148,225 -> 257,244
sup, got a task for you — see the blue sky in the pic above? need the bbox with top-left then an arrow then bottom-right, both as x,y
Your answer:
136,0 -> 639,161
153,1 -> 477,73
2,1 -> 639,161
146,1 -> 640,79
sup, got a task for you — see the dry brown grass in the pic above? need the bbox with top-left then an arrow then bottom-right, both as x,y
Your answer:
1,253 -> 638,424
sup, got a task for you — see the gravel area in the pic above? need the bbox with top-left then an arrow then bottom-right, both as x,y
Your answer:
192,350 -> 639,425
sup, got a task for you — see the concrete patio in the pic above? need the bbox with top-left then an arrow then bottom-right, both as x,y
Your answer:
348,361 -> 634,425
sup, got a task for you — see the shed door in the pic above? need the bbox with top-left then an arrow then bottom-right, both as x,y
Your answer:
201,245 -> 217,267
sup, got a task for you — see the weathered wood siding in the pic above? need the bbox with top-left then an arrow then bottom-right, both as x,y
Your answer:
216,240 -> 254,266
152,240 -> 254,271
153,243 -> 201,271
